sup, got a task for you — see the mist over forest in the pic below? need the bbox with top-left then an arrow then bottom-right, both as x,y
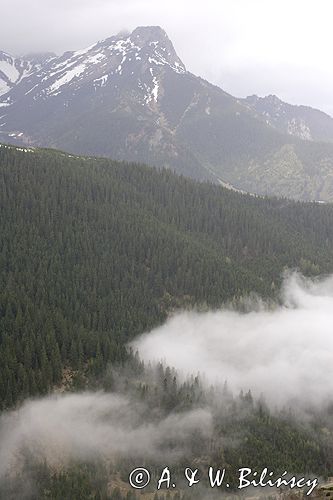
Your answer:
134,272 -> 333,408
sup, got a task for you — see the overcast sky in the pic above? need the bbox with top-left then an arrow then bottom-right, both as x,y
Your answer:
1,0 -> 332,115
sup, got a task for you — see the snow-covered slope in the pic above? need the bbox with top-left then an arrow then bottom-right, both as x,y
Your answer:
0,26 -> 185,108
0,51 -> 40,97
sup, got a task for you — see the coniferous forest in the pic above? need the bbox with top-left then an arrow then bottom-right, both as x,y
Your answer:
1,143 -> 333,498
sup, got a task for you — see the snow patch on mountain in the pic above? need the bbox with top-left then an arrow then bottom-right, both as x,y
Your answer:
0,52 -> 43,101
93,74 -> 108,88
148,52 -> 185,74
0,60 -> 20,83
0,80 -> 10,97
73,42 -> 98,57
151,77 -> 159,101
47,64 -> 87,95
141,71 -> 160,104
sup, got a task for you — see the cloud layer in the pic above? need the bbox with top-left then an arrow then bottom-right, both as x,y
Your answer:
133,272 -> 333,408
0,392 -> 212,478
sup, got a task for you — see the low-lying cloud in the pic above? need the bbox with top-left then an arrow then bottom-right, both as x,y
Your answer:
133,272 -> 333,408
0,392 -> 212,479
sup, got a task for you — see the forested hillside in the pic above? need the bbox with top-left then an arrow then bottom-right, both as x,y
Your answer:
1,143 -> 333,409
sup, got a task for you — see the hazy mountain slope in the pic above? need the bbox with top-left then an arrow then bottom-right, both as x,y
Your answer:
2,27 -> 333,199
244,94 -> 333,143
0,27 -> 213,181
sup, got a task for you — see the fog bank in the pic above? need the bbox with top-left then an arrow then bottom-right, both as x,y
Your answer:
0,392 -> 212,478
133,272 -> 333,407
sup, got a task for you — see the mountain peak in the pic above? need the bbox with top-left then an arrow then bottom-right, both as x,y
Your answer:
265,94 -> 283,105
131,25 -> 169,42
128,25 -> 185,72
22,52 -> 56,64
246,94 -> 282,105
0,25 -> 186,107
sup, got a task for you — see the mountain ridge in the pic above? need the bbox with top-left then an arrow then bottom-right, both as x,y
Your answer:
2,26 -> 333,201
243,93 -> 333,142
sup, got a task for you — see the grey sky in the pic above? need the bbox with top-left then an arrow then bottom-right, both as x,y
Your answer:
1,0 -> 332,115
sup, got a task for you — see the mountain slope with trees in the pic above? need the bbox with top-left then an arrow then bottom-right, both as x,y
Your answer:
1,143 -> 333,408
